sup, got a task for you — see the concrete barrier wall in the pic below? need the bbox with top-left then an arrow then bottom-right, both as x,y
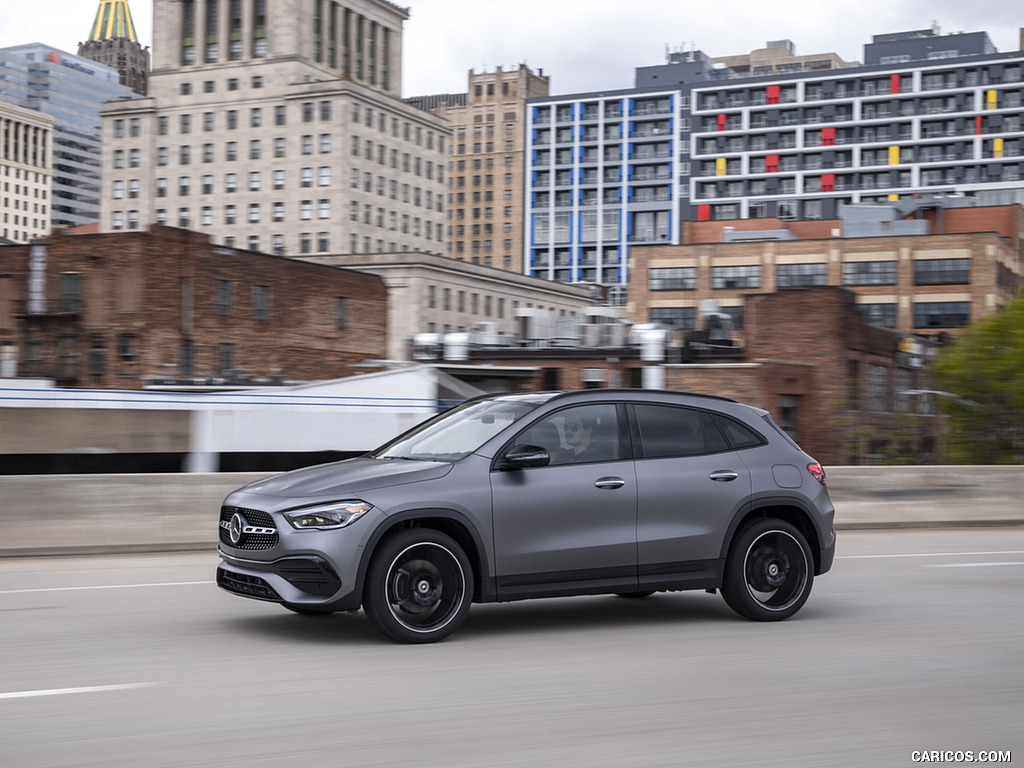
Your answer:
1,466 -> 1021,557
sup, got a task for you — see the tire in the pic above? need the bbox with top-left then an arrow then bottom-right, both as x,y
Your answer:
721,518 -> 813,621
363,528 -> 474,644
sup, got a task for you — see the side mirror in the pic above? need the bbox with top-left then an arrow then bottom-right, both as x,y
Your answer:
496,444 -> 550,470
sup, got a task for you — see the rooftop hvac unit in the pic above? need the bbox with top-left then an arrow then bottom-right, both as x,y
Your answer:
602,323 -> 627,347
470,322 -> 504,347
411,333 -> 442,361
443,332 -> 471,362
582,324 -> 603,347
514,308 -> 552,342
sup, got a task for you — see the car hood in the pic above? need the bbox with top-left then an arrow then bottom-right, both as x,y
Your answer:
234,456 -> 454,499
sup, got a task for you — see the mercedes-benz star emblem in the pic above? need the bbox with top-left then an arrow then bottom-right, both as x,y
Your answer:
229,512 -> 247,545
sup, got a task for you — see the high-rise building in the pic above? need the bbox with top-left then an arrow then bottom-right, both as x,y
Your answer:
524,28 -> 1024,295
0,101 -> 54,243
78,0 -> 151,96
98,0 -> 449,259
0,43 -> 136,232
682,28 -> 1024,224
413,65 -> 549,273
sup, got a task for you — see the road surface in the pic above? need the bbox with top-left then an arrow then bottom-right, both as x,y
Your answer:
1,529 -> 1021,767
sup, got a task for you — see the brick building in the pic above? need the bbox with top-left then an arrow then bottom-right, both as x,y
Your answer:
417,286 -> 940,465
0,226 -> 387,388
660,287 -> 940,465
629,201 -> 1024,338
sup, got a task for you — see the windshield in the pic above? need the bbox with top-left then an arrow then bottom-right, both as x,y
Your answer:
373,397 -> 541,462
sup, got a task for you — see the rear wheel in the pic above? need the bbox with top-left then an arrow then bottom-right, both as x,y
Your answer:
721,519 -> 813,621
363,528 -> 473,644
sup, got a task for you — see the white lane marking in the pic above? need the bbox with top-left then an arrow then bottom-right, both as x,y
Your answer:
0,581 -> 214,595
0,683 -> 158,700
928,562 -> 1024,568
837,550 -> 1024,560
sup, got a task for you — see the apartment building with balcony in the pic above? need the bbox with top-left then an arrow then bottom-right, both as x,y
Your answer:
524,27 -> 1024,297
98,0 -> 449,258
525,88 -> 681,304
686,28 -> 1024,223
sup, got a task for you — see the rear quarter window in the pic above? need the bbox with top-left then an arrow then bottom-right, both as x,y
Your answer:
713,414 -> 767,450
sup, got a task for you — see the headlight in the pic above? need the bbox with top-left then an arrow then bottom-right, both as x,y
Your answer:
284,500 -> 372,530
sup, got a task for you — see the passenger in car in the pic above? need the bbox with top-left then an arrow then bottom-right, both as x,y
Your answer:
563,414 -> 615,463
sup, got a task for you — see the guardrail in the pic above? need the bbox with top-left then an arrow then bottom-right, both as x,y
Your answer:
1,466 -> 1021,557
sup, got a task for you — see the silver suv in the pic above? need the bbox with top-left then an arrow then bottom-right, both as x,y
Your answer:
217,389 -> 836,643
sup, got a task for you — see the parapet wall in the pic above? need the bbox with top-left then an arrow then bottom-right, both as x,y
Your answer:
1,466 -> 1021,557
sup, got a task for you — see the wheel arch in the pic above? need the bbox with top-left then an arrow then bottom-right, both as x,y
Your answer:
355,509 -> 492,605
721,497 -> 825,575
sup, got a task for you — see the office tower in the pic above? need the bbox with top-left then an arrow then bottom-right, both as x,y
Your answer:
99,0 -> 449,258
0,43 -> 136,231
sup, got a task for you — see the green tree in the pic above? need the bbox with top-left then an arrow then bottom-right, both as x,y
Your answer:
929,296 -> 1024,463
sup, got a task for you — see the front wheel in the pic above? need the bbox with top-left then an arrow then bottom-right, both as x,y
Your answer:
363,529 -> 474,643
721,519 -> 813,621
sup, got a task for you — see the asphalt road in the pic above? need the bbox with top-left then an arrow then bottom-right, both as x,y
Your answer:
1,529 -> 1021,768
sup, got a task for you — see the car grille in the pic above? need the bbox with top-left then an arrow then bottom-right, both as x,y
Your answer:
217,567 -> 281,601
219,506 -> 279,551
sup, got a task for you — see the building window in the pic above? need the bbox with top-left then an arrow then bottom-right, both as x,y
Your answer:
334,297 -> 348,329
913,258 -> 970,286
219,344 -> 235,376
843,261 -> 897,286
649,267 -> 697,291
59,273 -> 80,313
913,302 -> 970,329
711,265 -> 761,290
215,280 -> 233,315
867,365 -> 889,412
649,307 -> 697,330
858,303 -> 897,329
252,285 -> 271,320
777,263 -> 827,288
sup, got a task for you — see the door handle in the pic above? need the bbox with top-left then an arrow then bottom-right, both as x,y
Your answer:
594,477 -> 625,490
709,470 -> 739,482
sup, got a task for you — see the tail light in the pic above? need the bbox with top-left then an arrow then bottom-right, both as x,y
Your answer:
806,462 -> 826,486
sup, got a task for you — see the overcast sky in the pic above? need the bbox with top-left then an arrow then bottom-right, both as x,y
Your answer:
1,0 -> 1021,96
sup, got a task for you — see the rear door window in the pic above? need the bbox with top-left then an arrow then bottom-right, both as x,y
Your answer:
632,404 -> 730,458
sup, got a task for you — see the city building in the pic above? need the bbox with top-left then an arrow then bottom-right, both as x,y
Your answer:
0,43 -> 137,232
523,27 -> 1024,295
684,28 -> 1024,224
78,0 -> 151,96
1,101 -> 55,243
705,38 -> 859,77
398,285 -> 942,465
0,226 -> 388,388
411,65 -> 550,273
98,0 -> 450,260
301,249 -> 594,360
627,200 -> 1024,338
